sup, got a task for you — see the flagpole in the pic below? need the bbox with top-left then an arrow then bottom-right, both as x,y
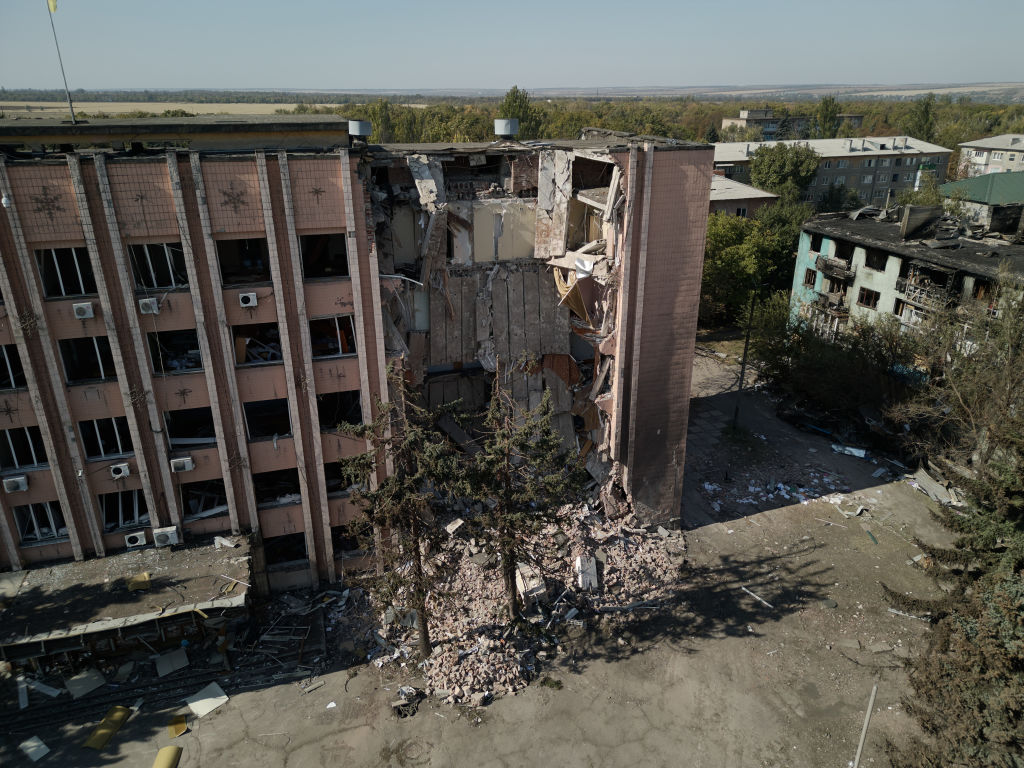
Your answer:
46,1 -> 77,124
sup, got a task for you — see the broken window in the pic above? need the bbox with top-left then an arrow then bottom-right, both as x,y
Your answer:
148,330 -> 203,374
324,461 -> 361,497
128,242 -> 189,290
332,522 -> 369,558
252,468 -> 301,509
243,398 -> 291,441
300,234 -> 350,280
36,247 -> 97,298
232,322 -> 283,366
803,268 -> 817,288
0,345 -> 26,390
0,426 -> 48,470
857,287 -> 881,310
80,416 -> 133,459
181,478 -> 229,521
309,315 -> 357,359
834,240 -> 855,263
864,249 -> 888,272
264,532 -> 308,568
317,390 -> 362,431
59,336 -> 116,383
215,238 -> 270,285
14,501 -> 67,544
164,407 -> 217,448
100,489 -> 149,532
809,233 -> 824,253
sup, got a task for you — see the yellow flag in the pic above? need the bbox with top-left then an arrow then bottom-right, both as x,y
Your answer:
48,0 -> 57,12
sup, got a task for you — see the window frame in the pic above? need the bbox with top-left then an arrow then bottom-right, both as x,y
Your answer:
100,489 -> 149,532
35,247 -> 97,299
14,501 -> 67,544
309,315 -> 358,360
80,416 -> 134,460
129,242 -> 189,291
59,336 -> 117,384
0,345 -> 26,390
0,426 -> 48,470
857,287 -> 881,309
802,268 -> 817,288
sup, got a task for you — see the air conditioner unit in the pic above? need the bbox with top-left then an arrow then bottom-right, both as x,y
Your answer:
153,526 -> 180,547
169,456 -> 195,473
138,297 -> 160,315
73,301 -> 95,320
239,292 -> 258,308
110,462 -> 131,480
2,475 -> 28,493
124,531 -> 147,548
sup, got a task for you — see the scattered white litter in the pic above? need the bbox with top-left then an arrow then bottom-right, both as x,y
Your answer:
19,736 -> 50,762
155,647 -> 190,678
326,701 -> 337,709
184,681 -> 228,718
64,668 -> 106,699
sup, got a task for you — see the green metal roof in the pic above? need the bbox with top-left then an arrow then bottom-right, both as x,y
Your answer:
941,171 -> 1024,205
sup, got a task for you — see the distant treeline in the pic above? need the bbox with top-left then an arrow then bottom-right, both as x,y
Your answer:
0,88 -> 484,106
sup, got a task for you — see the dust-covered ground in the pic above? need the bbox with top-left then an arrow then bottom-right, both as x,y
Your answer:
1,353 -> 947,767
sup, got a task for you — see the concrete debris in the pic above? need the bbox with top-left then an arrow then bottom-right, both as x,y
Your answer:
184,681 -> 229,718
909,467 -> 952,505
831,443 -> 867,458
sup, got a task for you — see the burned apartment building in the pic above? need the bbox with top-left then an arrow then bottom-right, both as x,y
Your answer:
0,116 -> 712,592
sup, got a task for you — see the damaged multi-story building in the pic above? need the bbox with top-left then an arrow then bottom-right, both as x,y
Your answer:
0,116 -> 712,594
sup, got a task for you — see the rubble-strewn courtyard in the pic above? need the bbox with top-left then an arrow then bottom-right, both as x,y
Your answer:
0,352 -> 950,767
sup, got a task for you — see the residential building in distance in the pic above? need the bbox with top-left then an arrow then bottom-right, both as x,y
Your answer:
957,134 -> 1024,176
941,171 -> 1024,231
790,212 -> 1024,339
721,109 -> 863,140
709,174 -> 777,217
0,117 -> 713,590
715,137 -> 952,205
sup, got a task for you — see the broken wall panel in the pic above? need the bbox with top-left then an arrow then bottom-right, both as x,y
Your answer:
534,150 -> 573,260
472,201 -> 536,263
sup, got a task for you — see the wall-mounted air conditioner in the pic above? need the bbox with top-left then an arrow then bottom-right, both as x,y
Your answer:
2,475 -> 28,493
153,526 -> 180,547
138,297 -> 160,315
124,531 -> 147,548
169,456 -> 195,473
73,302 -> 95,319
110,463 -> 131,480
239,293 -> 258,308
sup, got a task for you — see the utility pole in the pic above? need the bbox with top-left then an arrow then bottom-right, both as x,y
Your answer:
45,0 -> 77,125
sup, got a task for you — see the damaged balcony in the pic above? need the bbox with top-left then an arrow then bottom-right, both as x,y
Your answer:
216,237 -> 271,286
253,468 -> 301,510
149,329 -> 203,374
164,407 -> 217,449
232,322 -> 283,366
815,254 -> 856,280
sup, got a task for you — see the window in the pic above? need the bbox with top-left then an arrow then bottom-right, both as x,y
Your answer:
873,189 -> 887,198
80,417 -> 133,459
14,501 -> 67,543
974,150 -> 984,158
309,316 -> 357,359
324,462 -> 358,497
864,158 -> 875,168
317,390 -> 362,431
823,160 -> 832,169
0,426 -> 48,470
809,232 -> 824,252
857,191 -> 867,200
891,174 -> 899,183
253,468 -> 301,509
149,330 -> 203,374
36,247 -> 96,298
862,175 -> 874,184
100,489 -> 148,532
809,177 -> 817,186
129,242 -> 188,290
232,323 -> 282,366
905,173 -> 915,182
993,152 -> 1004,160
803,268 -> 817,288
164,407 -> 216,448
735,207 -> 747,217
894,158 -> 902,167
864,250 -> 888,271
300,234 -> 350,280
834,176 -> 846,186
1009,154 -> 1016,162
879,158 -> 891,167
837,159 -> 849,168
243,399 -> 291,441
216,238 -> 270,285
59,336 -> 116,383
0,345 -> 26,390
857,287 -> 880,309
819,176 -> 830,186
905,156 -> 918,165
181,478 -> 229,521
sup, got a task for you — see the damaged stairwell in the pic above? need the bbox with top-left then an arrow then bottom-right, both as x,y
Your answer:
364,142 -> 628,489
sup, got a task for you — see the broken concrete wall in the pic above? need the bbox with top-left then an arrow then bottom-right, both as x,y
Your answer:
534,150 -> 572,260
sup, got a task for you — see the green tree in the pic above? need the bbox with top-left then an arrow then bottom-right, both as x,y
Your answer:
815,95 -> 841,138
703,124 -> 720,143
371,98 -> 394,143
457,379 -> 584,622
749,143 -> 821,202
904,93 -> 937,142
498,85 -> 542,140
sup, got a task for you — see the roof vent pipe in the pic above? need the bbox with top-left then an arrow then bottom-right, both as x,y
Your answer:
494,118 -> 519,140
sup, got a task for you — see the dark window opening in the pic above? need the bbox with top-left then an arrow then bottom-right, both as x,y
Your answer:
243,398 -> 291,441
60,336 -> 116,383
310,315 -> 357,359
233,322 -> 283,366
149,330 -> 203,374
216,238 -> 270,285
834,240 -> 855,263
129,242 -> 188,290
317,390 -> 362,432
864,249 -> 888,272
80,416 -> 132,459
0,426 -> 48,470
0,345 -> 27,390
101,489 -> 149,532
857,287 -> 881,309
809,233 -> 824,252
332,522 -> 369,558
14,501 -> 67,544
301,234 -> 350,279
36,247 -> 97,298
264,532 -> 308,568
803,268 -> 817,288
253,468 -> 301,509
165,407 -> 216,448
181,478 -> 229,521
324,461 -> 361,497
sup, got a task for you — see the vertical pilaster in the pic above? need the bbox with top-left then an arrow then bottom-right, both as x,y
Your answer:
0,495 -> 22,570
611,146 -> 640,467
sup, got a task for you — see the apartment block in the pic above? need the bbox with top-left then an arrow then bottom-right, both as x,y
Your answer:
721,109 -> 863,140
0,117 -> 713,590
958,134 -> 1024,176
715,136 -> 951,205
709,174 -> 777,218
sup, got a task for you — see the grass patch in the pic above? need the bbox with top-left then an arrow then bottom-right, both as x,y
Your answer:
539,676 -> 563,690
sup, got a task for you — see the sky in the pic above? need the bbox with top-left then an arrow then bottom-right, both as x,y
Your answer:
0,0 -> 1019,92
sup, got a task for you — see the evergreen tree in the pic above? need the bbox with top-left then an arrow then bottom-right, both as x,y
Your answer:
371,98 -> 394,143
815,95 -> 841,138
498,85 -> 542,140
703,124 -> 720,143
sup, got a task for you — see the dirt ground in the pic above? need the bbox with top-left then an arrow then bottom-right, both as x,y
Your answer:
1,352 -> 949,767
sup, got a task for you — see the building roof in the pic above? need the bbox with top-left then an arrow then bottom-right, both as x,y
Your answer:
958,134 -> 1024,151
709,175 -> 778,201
802,215 -> 1024,281
714,136 -> 951,164
940,172 -> 1024,205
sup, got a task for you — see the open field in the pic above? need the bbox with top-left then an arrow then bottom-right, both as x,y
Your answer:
0,101 -> 326,118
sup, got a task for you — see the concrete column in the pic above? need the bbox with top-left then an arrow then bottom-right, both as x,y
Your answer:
0,494 -> 22,570
611,146 -> 640,466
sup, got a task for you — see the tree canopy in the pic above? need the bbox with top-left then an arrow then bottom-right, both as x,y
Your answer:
749,143 -> 821,201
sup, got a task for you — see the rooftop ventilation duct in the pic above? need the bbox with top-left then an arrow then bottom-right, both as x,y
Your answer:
348,120 -> 372,140
494,119 -> 519,140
